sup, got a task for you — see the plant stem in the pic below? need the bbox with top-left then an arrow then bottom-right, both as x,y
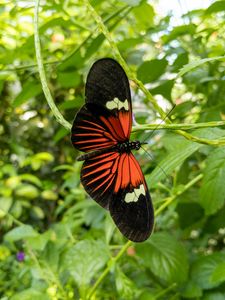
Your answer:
34,0 -> 71,131
132,120 -> 225,132
87,240 -> 132,299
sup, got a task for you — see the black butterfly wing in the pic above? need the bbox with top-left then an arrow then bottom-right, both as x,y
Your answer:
81,150 -> 154,242
71,58 -> 132,152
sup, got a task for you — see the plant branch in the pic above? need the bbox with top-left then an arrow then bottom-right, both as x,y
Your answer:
34,0 -> 71,131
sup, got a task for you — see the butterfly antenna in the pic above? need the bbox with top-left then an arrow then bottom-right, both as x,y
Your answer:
140,145 -> 170,182
142,103 -> 176,143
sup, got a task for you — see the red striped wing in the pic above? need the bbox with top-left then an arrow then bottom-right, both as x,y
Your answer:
71,104 -> 131,152
81,151 -> 154,242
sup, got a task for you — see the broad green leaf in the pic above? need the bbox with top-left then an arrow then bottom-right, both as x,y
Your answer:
136,232 -> 189,283
200,148 -> 225,215
13,81 -> 42,107
177,56 -> 225,78
191,253 -> 225,290
205,1 -> 225,14
5,225 -> 38,242
146,134 -> 201,187
61,240 -> 110,288
133,2 -> 155,30
211,262 -> 225,284
162,24 -> 196,43
57,70 -> 81,88
137,59 -> 168,84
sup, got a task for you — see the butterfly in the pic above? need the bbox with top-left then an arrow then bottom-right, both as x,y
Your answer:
71,58 -> 154,242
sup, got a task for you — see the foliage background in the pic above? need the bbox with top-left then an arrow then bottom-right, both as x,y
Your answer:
0,0 -> 225,299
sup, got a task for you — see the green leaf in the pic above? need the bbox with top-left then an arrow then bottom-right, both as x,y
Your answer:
133,2 -> 155,30
172,52 -> 189,72
162,24 -> 196,43
176,202 -> 204,229
150,80 -> 174,101
115,266 -> 137,300
136,232 -> 189,283
11,289 -> 50,300
19,174 -> 42,187
0,197 -> 12,218
53,127 -> 68,143
15,184 -> 39,199
191,253 -> 225,290
200,148 -> 225,215
5,225 -> 38,242
61,240 -> 110,288
204,293 -> 225,300
205,1 -> 225,14
181,281 -> 202,298
211,262 -> 225,284
177,56 -> 225,78
137,59 -> 168,84
120,0 -> 141,7
57,70 -> 81,88
147,128 -> 225,187
146,134 -> 201,187
13,81 -> 42,107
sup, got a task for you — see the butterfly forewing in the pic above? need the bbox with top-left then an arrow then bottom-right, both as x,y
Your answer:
71,58 -> 154,242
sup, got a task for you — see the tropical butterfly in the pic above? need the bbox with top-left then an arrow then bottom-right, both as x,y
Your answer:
71,58 -> 154,242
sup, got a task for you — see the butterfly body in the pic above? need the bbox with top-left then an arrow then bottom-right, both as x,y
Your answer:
71,58 -> 154,242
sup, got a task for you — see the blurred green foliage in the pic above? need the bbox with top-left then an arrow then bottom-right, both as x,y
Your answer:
0,0 -> 225,299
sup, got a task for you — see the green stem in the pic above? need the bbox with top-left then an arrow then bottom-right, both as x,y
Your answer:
87,240 -> 132,299
34,0 -> 71,131
155,174 -> 203,216
132,120 -> 225,132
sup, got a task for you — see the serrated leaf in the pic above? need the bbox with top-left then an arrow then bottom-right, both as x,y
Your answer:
13,81 -> 42,107
191,253 -> 225,290
137,59 -> 168,84
177,56 -> 225,78
5,225 -> 38,242
61,240 -> 110,288
211,262 -> 225,284
136,232 -> 189,283
200,148 -> 225,215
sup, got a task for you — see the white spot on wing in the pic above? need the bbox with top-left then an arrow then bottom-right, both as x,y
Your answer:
124,184 -> 145,203
106,98 -> 129,111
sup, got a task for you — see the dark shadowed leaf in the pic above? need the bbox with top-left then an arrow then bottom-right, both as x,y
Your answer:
137,59 -> 168,84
